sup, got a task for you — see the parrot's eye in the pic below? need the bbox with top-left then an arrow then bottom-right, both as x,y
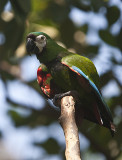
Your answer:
35,35 -> 47,52
36,35 -> 46,41
40,36 -> 45,40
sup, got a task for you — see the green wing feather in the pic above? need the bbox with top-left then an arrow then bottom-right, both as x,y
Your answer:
61,54 -> 114,126
61,54 -> 100,87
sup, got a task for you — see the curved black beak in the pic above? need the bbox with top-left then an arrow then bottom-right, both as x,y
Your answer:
26,38 -> 40,55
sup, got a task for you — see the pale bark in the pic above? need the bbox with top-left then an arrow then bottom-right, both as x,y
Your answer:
59,96 -> 81,160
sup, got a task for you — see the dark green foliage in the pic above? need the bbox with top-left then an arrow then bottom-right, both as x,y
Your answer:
0,0 -> 121,159
0,0 -> 8,13
34,138 -> 61,154
60,18 -> 76,47
99,29 -> 117,46
116,28 -> 122,51
106,6 -> 120,26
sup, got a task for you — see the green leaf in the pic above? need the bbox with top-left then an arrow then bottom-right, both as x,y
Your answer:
0,18 -> 25,59
99,29 -> 117,46
86,45 -> 99,55
91,0 -> 108,12
60,18 -> 76,47
44,1 -> 70,24
99,71 -> 113,88
8,110 -> 26,126
0,0 -> 8,14
10,0 -> 31,21
80,24 -> 88,34
34,138 -> 61,154
116,28 -> 122,51
106,6 -> 120,26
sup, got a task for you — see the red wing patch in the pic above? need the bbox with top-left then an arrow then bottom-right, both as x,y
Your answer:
37,67 -> 53,98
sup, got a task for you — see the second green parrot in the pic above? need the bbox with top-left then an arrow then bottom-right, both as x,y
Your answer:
26,32 -> 115,136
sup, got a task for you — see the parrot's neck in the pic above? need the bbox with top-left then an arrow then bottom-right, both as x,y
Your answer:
37,41 -> 69,64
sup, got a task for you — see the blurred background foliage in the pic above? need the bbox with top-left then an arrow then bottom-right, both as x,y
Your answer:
0,0 -> 122,160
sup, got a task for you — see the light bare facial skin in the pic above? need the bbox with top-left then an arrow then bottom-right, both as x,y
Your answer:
35,35 -> 47,52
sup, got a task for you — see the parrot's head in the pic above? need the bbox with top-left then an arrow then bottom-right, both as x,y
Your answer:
26,32 -> 50,56
26,32 -> 64,63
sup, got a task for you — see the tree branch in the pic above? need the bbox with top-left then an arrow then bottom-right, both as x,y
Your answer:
59,96 -> 81,160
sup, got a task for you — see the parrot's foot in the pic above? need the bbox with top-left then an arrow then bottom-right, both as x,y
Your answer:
53,90 -> 79,107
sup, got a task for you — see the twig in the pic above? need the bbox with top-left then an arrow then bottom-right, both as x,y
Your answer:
59,96 -> 81,160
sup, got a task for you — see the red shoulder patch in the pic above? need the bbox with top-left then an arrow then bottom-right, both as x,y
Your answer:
37,67 -> 52,98
37,67 -> 43,86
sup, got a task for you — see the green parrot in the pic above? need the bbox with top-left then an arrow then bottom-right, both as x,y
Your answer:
26,32 -> 115,136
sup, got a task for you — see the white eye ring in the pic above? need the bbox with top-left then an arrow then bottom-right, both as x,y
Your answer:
35,35 -> 46,52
